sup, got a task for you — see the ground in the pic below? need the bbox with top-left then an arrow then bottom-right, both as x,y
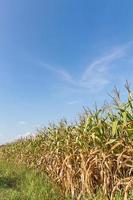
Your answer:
0,161 -> 64,200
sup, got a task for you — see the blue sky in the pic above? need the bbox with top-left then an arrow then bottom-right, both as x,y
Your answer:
0,0 -> 133,144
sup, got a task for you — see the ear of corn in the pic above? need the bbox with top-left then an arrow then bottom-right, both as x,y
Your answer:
0,86 -> 133,199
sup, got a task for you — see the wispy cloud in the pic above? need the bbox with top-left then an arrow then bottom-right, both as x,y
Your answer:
67,99 -> 82,105
38,41 -> 133,92
79,46 -> 127,90
39,62 -> 76,85
18,121 -> 27,126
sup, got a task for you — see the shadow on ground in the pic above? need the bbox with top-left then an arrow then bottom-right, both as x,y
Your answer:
0,177 -> 18,189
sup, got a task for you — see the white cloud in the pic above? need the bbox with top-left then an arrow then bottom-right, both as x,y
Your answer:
79,47 -> 126,91
38,41 -> 133,93
39,62 -> 76,85
67,99 -> 82,105
16,132 -> 36,139
18,121 -> 27,126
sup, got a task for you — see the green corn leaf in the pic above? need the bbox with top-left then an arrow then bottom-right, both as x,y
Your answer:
112,120 -> 118,136
122,112 -> 127,124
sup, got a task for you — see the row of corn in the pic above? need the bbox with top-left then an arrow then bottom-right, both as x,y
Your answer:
0,85 -> 133,199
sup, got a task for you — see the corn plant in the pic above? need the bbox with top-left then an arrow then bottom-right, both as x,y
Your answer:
0,85 -> 133,200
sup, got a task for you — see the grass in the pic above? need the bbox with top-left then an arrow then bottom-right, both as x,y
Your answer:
0,161 -> 65,200
0,84 -> 133,199
0,161 -> 130,200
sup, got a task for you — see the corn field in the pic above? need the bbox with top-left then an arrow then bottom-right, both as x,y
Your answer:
0,84 -> 133,200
